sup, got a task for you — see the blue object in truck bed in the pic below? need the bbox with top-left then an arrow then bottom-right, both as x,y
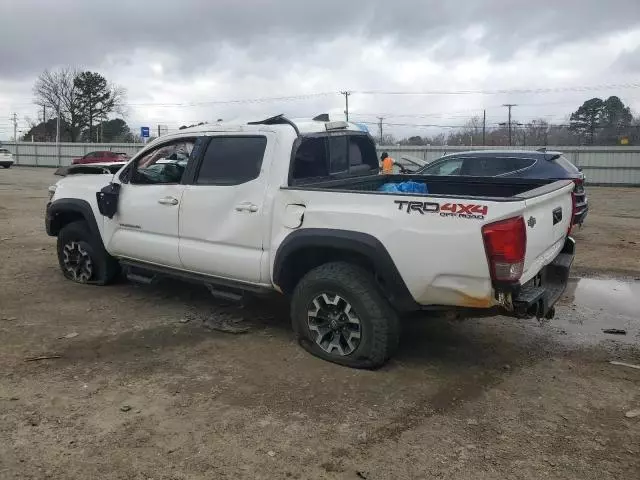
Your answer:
378,181 -> 428,194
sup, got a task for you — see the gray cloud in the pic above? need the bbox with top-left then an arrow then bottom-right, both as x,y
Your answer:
2,0 -> 640,78
2,0 -> 640,139
613,46 -> 640,73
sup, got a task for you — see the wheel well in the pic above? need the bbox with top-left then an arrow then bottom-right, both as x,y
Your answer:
49,210 -> 86,236
277,246 -> 378,295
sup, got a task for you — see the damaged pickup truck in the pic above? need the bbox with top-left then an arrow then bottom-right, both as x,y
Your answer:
45,115 -> 576,368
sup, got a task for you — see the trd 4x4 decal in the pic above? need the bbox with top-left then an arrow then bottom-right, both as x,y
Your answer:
394,200 -> 488,220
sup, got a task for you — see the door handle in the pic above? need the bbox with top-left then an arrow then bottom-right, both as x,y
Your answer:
235,202 -> 258,213
158,196 -> 179,206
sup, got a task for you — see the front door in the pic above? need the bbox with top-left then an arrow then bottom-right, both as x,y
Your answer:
179,134 -> 272,283
105,138 -> 198,268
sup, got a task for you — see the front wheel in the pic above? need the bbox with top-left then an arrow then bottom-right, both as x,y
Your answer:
57,221 -> 119,285
291,262 -> 400,369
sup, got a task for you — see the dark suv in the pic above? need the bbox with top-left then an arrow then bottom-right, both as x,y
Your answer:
415,150 -> 588,225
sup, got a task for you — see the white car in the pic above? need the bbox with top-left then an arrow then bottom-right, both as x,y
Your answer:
48,162 -> 127,199
0,148 -> 15,168
45,115 -> 576,368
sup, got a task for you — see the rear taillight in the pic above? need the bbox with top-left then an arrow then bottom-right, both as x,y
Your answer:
572,177 -> 584,193
568,190 -> 577,235
568,179 -> 581,235
482,216 -> 526,282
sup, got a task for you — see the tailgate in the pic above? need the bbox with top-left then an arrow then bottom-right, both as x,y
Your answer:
520,180 -> 574,284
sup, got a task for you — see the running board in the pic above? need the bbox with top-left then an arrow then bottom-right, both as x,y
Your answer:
118,259 -> 272,296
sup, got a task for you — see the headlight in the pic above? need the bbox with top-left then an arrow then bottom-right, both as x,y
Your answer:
48,184 -> 57,200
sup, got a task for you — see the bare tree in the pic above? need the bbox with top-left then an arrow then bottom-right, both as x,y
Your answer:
33,68 -> 82,141
448,116 -> 485,146
526,119 -> 550,146
34,68 -> 127,142
380,133 -> 396,145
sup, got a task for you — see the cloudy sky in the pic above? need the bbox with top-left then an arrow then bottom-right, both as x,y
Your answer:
1,0 -> 640,140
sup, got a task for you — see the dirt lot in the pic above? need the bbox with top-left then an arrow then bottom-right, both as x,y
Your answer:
1,168 -> 639,480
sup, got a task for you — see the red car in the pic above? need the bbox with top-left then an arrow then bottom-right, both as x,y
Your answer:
72,151 -> 129,165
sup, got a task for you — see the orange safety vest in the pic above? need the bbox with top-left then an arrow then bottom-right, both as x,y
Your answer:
381,156 -> 394,174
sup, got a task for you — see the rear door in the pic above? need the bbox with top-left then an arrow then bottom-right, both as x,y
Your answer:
520,181 -> 574,283
178,134 -> 273,283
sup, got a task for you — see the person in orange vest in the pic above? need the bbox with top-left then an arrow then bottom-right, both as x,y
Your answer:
380,151 -> 395,174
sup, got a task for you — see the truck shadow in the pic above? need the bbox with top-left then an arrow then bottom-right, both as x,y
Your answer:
43,278 -> 557,376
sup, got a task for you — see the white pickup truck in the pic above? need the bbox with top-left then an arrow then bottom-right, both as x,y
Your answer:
46,115 -> 576,368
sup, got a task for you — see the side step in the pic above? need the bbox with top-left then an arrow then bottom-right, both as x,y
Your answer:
126,271 -> 157,285
206,284 -> 244,302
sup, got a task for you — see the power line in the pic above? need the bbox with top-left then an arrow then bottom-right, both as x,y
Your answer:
3,82 -> 640,109
0,92 -> 339,109
354,82 -> 640,96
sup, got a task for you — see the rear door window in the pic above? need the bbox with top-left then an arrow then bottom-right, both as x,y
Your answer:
422,158 -> 463,175
196,136 -> 267,185
462,157 -> 535,176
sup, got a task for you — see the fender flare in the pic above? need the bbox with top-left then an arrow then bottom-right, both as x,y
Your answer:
273,228 -> 418,312
46,198 -> 101,242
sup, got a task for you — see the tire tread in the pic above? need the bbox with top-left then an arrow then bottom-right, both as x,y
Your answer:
291,262 -> 400,368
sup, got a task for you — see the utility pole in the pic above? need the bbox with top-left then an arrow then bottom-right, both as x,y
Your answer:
11,113 -> 18,141
11,113 -> 19,164
482,109 -> 486,146
377,117 -> 384,144
55,106 -> 61,166
503,104 -> 517,146
340,91 -> 351,121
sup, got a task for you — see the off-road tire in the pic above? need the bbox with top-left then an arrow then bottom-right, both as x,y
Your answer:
291,262 -> 400,369
57,220 -> 120,285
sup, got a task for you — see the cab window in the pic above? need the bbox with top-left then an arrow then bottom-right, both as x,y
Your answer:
291,134 -> 378,183
128,139 -> 196,184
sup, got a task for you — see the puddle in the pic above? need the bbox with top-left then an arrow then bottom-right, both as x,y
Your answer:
555,278 -> 640,345
561,278 -> 640,318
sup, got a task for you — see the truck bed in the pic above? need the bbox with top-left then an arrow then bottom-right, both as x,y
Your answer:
291,174 -> 560,200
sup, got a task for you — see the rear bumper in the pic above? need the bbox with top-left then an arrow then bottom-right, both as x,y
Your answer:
510,236 -> 575,318
573,205 -> 588,225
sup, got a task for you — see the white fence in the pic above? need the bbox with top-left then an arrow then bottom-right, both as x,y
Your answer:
2,141 -> 640,186
2,142 -> 144,167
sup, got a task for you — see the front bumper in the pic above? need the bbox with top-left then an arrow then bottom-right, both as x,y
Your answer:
45,202 -> 55,236
510,236 -> 575,319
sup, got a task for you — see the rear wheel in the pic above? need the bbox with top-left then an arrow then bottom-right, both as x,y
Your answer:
57,221 -> 119,285
291,262 -> 400,369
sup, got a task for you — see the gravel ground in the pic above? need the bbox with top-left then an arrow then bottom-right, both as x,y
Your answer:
1,167 -> 639,480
